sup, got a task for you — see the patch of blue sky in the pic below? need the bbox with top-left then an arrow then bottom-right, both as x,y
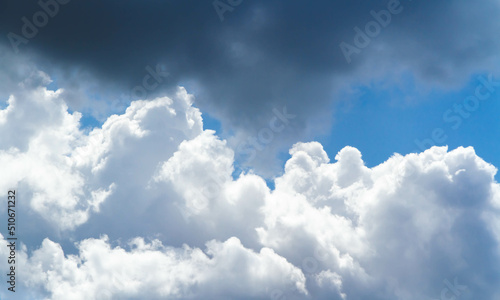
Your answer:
46,75 -> 59,91
318,73 -> 500,180
78,113 -> 102,131
202,111 -> 222,135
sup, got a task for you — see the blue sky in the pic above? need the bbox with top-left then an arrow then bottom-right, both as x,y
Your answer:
319,74 -> 500,177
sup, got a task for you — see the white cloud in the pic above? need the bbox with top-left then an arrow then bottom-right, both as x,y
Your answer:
0,75 -> 499,299
0,76 -> 98,230
0,74 -> 203,231
256,143 -> 500,299
0,234 -> 306,300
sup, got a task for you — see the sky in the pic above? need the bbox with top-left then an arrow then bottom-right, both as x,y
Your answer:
0,0 -> 500,299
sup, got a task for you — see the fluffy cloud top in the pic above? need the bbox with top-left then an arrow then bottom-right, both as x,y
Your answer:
0,235 -> 305,300
0,77 -> 499,299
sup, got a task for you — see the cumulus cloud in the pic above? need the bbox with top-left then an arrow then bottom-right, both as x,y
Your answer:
0,71 -> 203,232
257,143 -> 500,299
0,234 -> 305,300
1,76 -> 500,299
0,72 -> 104,231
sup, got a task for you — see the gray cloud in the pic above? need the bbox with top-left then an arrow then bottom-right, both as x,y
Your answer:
1,0 -> 500,175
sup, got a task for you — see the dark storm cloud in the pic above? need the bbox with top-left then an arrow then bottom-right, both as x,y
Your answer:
1,0 -> 499,154
0,0 -> 361,118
